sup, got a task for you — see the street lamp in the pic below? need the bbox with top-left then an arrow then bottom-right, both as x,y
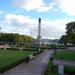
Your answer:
54,43 -> 57,55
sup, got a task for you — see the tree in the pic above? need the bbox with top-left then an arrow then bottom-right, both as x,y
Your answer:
66,22 -> 75,35
0,33 -> 35,47
66,22 -> 75,44
59,21 -> 75,45
59,35 -> 68,45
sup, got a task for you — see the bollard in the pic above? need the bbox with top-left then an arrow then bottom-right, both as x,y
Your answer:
58,64 -> 64,75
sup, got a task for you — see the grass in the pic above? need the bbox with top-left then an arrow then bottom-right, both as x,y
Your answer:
54,50 -> 75,60
54,50 -> 75,74
0,49 -> 36,72
45,50 -> 75,75
45,60 -> 75,75
44,60 -> 57,75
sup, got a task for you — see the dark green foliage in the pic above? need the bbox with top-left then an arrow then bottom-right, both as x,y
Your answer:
41,44 -> 57,49
56,45 -> 67,49
0,33 -> 34,46
64,66 -> 75,74
59,35 -> 68,45
44,60 -> 57,75
66,22 -> 75,35
59,21 -> 75,45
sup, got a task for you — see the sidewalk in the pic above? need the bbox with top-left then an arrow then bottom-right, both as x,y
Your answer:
54,59 -> 75,66
1,50 -> 53,75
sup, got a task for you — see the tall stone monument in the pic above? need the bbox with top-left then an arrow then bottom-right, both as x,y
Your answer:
37,18 -> 41,52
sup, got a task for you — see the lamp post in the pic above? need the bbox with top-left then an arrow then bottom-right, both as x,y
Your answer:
54,43 -> 57,55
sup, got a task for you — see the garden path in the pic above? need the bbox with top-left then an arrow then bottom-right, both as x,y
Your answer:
1,50 -> 53,75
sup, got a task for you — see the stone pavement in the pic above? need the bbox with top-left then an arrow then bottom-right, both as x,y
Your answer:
54,60 -> 75,66
0,50 -> 53,75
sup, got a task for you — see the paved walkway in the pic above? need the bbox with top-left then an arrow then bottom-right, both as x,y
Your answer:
54,60 -> 75,66
1,50 -> 53,75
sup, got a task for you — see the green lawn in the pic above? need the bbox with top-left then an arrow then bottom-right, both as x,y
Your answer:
54,50 -> 75,74
0,49 -> 36,71
45,60 -> 75,75
54,50 -> 75,60
45,50 -> 75,75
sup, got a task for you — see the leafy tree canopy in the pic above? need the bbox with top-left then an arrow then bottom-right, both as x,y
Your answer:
0,33 -> 34,45
59,21 -> 75,44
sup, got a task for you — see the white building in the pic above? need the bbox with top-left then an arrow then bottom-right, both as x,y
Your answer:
35,39 -> 58,45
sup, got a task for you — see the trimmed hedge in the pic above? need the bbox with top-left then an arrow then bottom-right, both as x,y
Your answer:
7,47 -> 39,51
64,66 -> 75,74
0,57 -> 26,73
44,60 -> 57,75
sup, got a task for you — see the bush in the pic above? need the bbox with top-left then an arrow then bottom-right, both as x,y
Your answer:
64,66 -> 75,74
44,60 -> 57,75
0,57 -> 26,73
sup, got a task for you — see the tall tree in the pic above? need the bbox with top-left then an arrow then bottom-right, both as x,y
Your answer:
66,22 -> 75,35
66,22 -> 75,44
0,33 -> 34,46
59,35 -> 67,45
59,22 -> 75,44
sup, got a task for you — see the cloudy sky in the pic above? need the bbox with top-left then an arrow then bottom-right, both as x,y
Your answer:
0,0 -> 75,39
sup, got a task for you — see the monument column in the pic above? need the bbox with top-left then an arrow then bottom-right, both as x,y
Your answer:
37,18 -> 41,52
